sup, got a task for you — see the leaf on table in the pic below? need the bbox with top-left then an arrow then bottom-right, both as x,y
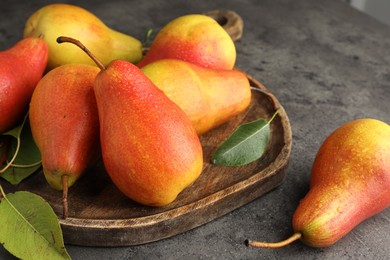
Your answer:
211,110 -> 278,166
0,186 -> 71,260
0,113 -> 41,184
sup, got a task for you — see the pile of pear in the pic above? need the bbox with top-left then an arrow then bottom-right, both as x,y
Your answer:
2,3 -> 389,249
0,3 -> 251,217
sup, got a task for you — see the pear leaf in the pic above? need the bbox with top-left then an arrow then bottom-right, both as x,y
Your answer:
211,111 -> 278,166
0,113 -> 41,184
142,27 -> 154,46
0,186 -> 71,260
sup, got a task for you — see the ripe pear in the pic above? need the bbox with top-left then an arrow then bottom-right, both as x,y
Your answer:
23,3 -> 142,70
57,36 -> 204,206
137,14 -> 236,70
29,63 -> 100,218
246,118 -> 390,248
0,36 -> 48,134
141,59 -> 251,135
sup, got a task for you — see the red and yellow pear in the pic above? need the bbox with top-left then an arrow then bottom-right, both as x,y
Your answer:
138,14 -> 236,70
57,36 -> 203,206
141,59 -> 251,135
29,63 -> 100,218
246,118 -> 390,248
0,36 -> 48,134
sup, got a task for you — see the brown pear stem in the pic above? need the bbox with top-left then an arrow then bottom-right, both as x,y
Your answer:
62,175 -> 69,219
56,36 -> 106,70
245,232 -> 302,248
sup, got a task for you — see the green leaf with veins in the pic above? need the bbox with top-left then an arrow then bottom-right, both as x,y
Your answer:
0,186 -> 71,260
212,110 -> 278,166
0,113 -> 41,184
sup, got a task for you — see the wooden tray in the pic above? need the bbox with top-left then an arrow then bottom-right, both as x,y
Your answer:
0,75 -> 292,247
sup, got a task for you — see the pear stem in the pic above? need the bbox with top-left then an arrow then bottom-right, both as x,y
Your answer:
245,232 -> 302,248
56,36 -> 106,71
62,175 -> 69,219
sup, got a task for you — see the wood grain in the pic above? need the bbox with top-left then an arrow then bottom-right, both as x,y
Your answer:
0,75 -> 292,246
205,10 -> 244,41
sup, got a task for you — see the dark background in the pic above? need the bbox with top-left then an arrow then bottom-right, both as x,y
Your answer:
1,0 -> 389,259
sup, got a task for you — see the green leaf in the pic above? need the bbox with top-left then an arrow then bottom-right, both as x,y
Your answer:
211,110 -> 278,166
0,113 -> 41,184
0,186 -> 71,260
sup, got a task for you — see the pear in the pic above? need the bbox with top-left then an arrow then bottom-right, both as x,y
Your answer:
23,3 -> 142,70
29,63 -> 100,218
57,37 -> 204,206
0,36 -> 48,134
141,59 -> 251,135
246,118 -> 390,248
137,14 -> 236,70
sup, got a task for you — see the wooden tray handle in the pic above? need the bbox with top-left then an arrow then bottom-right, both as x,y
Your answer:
205,10 -> 244,42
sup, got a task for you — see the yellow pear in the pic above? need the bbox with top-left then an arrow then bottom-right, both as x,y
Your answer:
23,3 -> 142,70
141,59 -> 251,134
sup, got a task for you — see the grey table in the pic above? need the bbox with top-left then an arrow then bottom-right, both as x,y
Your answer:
1,0 -> 389,259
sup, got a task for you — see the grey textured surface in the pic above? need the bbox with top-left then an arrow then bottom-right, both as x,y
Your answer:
1,0 -> 390,259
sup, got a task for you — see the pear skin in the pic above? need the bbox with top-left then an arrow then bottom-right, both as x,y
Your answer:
0,36 -> 48,134
94,60 -> 204,206
141,59 -> 251,135
138,14 -> 236,70
292,118 -> 390,247
29,64 -> 100,192
246,118 -> 390,248
23,3 -> 142,70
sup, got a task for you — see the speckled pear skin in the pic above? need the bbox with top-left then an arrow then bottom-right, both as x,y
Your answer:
29,64 -> 101,190
141,59 -> 251,135
293,118 -> 390,247
0,37 -> 48,134
137,14 -> 236,70
23,3 -> 142,70
94,60 -> 204,206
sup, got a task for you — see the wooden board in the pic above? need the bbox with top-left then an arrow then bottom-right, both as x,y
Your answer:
0,75 -> 292,247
